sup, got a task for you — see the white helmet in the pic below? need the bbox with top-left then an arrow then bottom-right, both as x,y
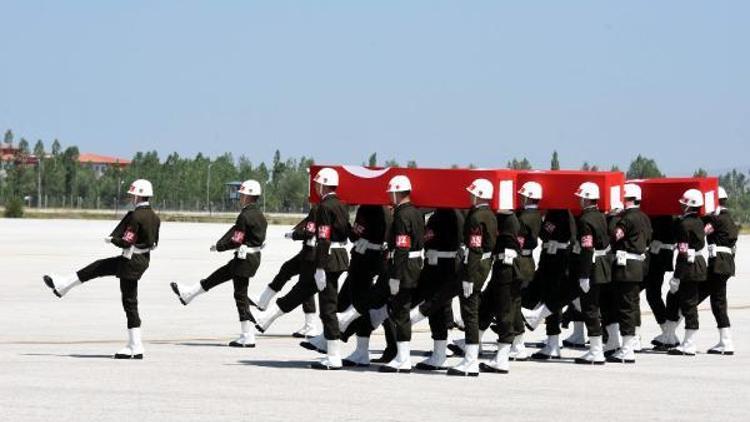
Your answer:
313,167 -> 339,187
718,186 -> 728,200
387,175 -> 412,193
518,181 -> 543,200
679,188 -> 704,208
574,182 -> 600,200
466,178 -> 493,200
238,179 -> 262,196
623,183 -> 642,201
127,179 -> 153,197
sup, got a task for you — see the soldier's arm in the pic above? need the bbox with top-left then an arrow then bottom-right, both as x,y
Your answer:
111,213 -> 140,249
314,206 -> 333,269
392,216 -> 411,281
578,222 -> 595,279
251,211 -> 268,246
349,207 -> 366,242
674,219 -> 690,279
216,214 -> 246,252
461,216 -> 484,283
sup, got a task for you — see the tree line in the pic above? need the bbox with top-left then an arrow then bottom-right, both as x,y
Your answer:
1,130 -> 749,223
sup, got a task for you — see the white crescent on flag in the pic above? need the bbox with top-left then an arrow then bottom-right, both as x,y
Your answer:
342,165 -> 391,179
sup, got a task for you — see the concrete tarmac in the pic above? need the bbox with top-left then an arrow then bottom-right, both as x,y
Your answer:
1,219 -> 749,421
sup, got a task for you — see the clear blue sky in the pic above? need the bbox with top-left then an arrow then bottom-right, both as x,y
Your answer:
1,1 -> 748,175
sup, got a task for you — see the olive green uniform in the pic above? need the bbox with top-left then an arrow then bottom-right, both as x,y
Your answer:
276,193 -> 350,340
479,211 -> 521,345
387,202 -> 425,342
77,203 -> 161,328
698,208 -> 738,328
611,206 -> 652,336
414,209 -> 464,341
199,203 -> 267,322
673,212 -> 708,330
536,209 -> 577,335
458,204 -> 498,345
571,206 -> 611,337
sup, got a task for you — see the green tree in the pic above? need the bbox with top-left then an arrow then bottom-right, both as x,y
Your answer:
507,158 -> 532,170
550,150 -> 560,170
693,168 -> 708,177
406,160 -> 417,168
368,153 -> 377,167
3,129 -> 13,145
626,155 -> 663,179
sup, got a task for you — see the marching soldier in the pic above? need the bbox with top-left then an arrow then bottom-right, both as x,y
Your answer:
379,175 -> 425,373
254,168 -> 350,370
523,208 -> 580,348
408,207 -> 463,371
170,180 -> 267,347
474,195 -> 522,374
667,189 -> 708,356
600,204 -> 623,356
607,184 -> 652,363
252,209 -> 320,338
646,215 -> 681,350
698,187 -> 738,355
43,179 -> 161,359
335,204 -> 390,367
571,182 -> 612,365
447,179 -> 497,376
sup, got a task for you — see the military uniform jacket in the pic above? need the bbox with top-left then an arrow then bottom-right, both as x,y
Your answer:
313,193 -> 350,273
460,205 -> 497,285
704,208 -> 738,277
387,202 -> 424,288
493,211 -> 522,284
573,207 -> 611,284
291,206 -> 318,258
349,205 -> 390,249
109,203 -> 161,281
612,207 -> 652,282
538,209 -> 576,272
674,213 -> 707,282
423,208 -> 464,274
515,207 -> 542,283
649,216 -> 677,272
215,203 -> 267,278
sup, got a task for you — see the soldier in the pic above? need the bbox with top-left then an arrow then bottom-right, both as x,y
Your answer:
698,187 -> 738,355
252,209 -> 321,339
646,215 -> 681,350
379,175 -> 425,373
408,207 -> 463,371
335,204 -> 390,367
254,168 -> 350,370
607,184 -> 652,363
43,179 -> 161,359
447,179 -> 497,376
170,180 -> 267,348
600,204 -> 623,356
475,195 -> 522,374
523,208 -> 580,348
571,182 -> 612,365
667,189 -> 708,356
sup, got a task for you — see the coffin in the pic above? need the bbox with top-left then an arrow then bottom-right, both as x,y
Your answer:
627,177 -> 719,216
516,170 -> 626,212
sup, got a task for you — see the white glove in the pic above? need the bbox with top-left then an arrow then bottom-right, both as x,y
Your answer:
104,236 -> 113,244
462,281 -> 473,298
669,277 -> 680,294
236,244 -> 248,259
579,278 -> 590,294
209,244 -> 217,252
388,278 -> 400,296
284,232 -> 294,239
314,269 -> 327,291
121,246 -> 134,260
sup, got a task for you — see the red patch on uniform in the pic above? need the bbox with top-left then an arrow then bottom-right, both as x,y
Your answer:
122,228 -> 136,244
544,221 -> 556,233
615,227 -> 625,241
424,229 -> 435,242
353,223 -> 365,235
517,236 -> 526,248
305,222 -> 316,233
469,234 -> 482,248
318,225 -> 331,240
580,235 -> 593,248
704,223 -> 714,235
396,235 -> 412,249
678,242 -> 689,253
231,230 -> 245,244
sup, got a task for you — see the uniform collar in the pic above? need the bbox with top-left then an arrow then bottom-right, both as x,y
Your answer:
625,204 -> 640,210
242,203 -> 257,211
321,192 -> 337,201
473,203 -> 490,209
395,201 -> 413,211
524,204 -> 539,210
715,206 -> 726,215
135,201 -> 150,209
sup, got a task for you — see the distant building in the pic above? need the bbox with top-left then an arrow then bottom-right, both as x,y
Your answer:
78,153 -> 130,177
1,142 -> 38,167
